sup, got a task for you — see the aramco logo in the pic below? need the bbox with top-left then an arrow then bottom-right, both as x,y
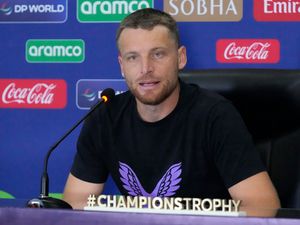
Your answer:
77,0 -> 154,22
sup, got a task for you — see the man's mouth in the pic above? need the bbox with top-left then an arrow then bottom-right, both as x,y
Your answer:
139,81 -> 160,87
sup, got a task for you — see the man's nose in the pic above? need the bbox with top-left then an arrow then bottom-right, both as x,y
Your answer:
141,57 -> 154,75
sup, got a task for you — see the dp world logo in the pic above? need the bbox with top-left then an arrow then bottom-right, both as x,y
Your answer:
77,0 -> 153,22
26,39 -> 85,63
0,1 -> 13,15
0,0 -> 67,23
76,79 -> 128,109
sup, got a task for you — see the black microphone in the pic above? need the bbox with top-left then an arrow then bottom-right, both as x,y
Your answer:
27,88 -> 115,209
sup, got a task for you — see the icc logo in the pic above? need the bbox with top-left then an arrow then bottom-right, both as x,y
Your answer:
82,89 -> 97,102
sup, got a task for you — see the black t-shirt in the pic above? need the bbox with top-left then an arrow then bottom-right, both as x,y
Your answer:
71,80 -> 265,199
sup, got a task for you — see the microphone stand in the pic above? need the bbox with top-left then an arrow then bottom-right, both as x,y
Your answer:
27,89 -> 115,208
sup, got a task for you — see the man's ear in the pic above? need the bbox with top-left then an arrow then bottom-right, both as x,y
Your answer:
178,46 -> 187,70
118,54 -> 125,78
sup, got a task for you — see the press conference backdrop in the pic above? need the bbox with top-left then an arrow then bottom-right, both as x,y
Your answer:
0,0 -> 300,200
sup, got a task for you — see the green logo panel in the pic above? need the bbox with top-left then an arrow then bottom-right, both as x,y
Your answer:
77,0 -> 153,22
0,190 -> 15,199
26,39 -> 85,63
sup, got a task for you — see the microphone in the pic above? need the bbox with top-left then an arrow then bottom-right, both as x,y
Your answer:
27,88 -> 115,209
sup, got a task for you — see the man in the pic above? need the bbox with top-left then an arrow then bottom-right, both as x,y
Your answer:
63,8 -> 280,211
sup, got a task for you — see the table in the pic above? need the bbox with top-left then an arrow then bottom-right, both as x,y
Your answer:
1,206 -> 300,225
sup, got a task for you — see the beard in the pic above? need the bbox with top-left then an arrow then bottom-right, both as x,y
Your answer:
127,77 -> 179,106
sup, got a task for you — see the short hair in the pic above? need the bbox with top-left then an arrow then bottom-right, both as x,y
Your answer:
116,8 -> 180,49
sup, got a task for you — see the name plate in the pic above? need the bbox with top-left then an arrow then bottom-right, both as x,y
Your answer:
83,195 -> 246,217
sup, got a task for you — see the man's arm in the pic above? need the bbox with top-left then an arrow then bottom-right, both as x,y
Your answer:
228,171 -> 280,216
63,173 -> 104,209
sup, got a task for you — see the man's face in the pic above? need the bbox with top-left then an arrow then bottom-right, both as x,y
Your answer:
118,25 -> 187,105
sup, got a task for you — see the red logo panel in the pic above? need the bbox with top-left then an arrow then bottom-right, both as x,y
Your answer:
254,0 -> 300,21
216,39 -> 280,63
0,79 -> 67,108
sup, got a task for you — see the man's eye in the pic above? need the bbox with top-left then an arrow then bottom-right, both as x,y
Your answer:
153,51 -> 164,59
126,55 -> 137,61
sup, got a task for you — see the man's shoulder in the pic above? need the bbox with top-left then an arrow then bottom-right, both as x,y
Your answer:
105,90 -> 133,116
181,80 -> 229,107
90,90 -> 132,119
111,90 -> 132,105
179,81 -> 242,125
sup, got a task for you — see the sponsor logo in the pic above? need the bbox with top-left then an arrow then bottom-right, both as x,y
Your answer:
0,79 -> 67,109
119,162 -> 182,197
76,79 -> 128,109
77,0 -> 153,22
0,1 -> 12,15
163,0 -> 243,21
26,39 -> 85,63
254,0 -> 300,21
0,0 -> 67,23
0,190 -> 15,199
216,39 -> 280,63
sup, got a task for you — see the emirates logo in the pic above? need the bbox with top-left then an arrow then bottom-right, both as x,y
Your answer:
216,39 -> 280,63
254,0 -> 300,21
0,79 -> 67,109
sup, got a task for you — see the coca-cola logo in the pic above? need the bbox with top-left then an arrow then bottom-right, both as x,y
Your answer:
0,79 -> 67,108
216,39 -> 280,63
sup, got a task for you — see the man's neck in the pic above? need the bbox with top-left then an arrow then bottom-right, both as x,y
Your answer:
136,83 -> 180,123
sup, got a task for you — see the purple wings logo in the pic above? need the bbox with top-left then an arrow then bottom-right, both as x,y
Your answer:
119,162 -> 182,197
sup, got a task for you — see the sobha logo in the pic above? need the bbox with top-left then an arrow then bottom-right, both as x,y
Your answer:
77,0 -> 154,22
164,0 -> 243,22
26,39 -> 85,63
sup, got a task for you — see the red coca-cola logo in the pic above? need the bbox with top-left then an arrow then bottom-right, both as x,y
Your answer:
254,0 -> 300,21
216,39 -> 280,63
0,79 -> 67,108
